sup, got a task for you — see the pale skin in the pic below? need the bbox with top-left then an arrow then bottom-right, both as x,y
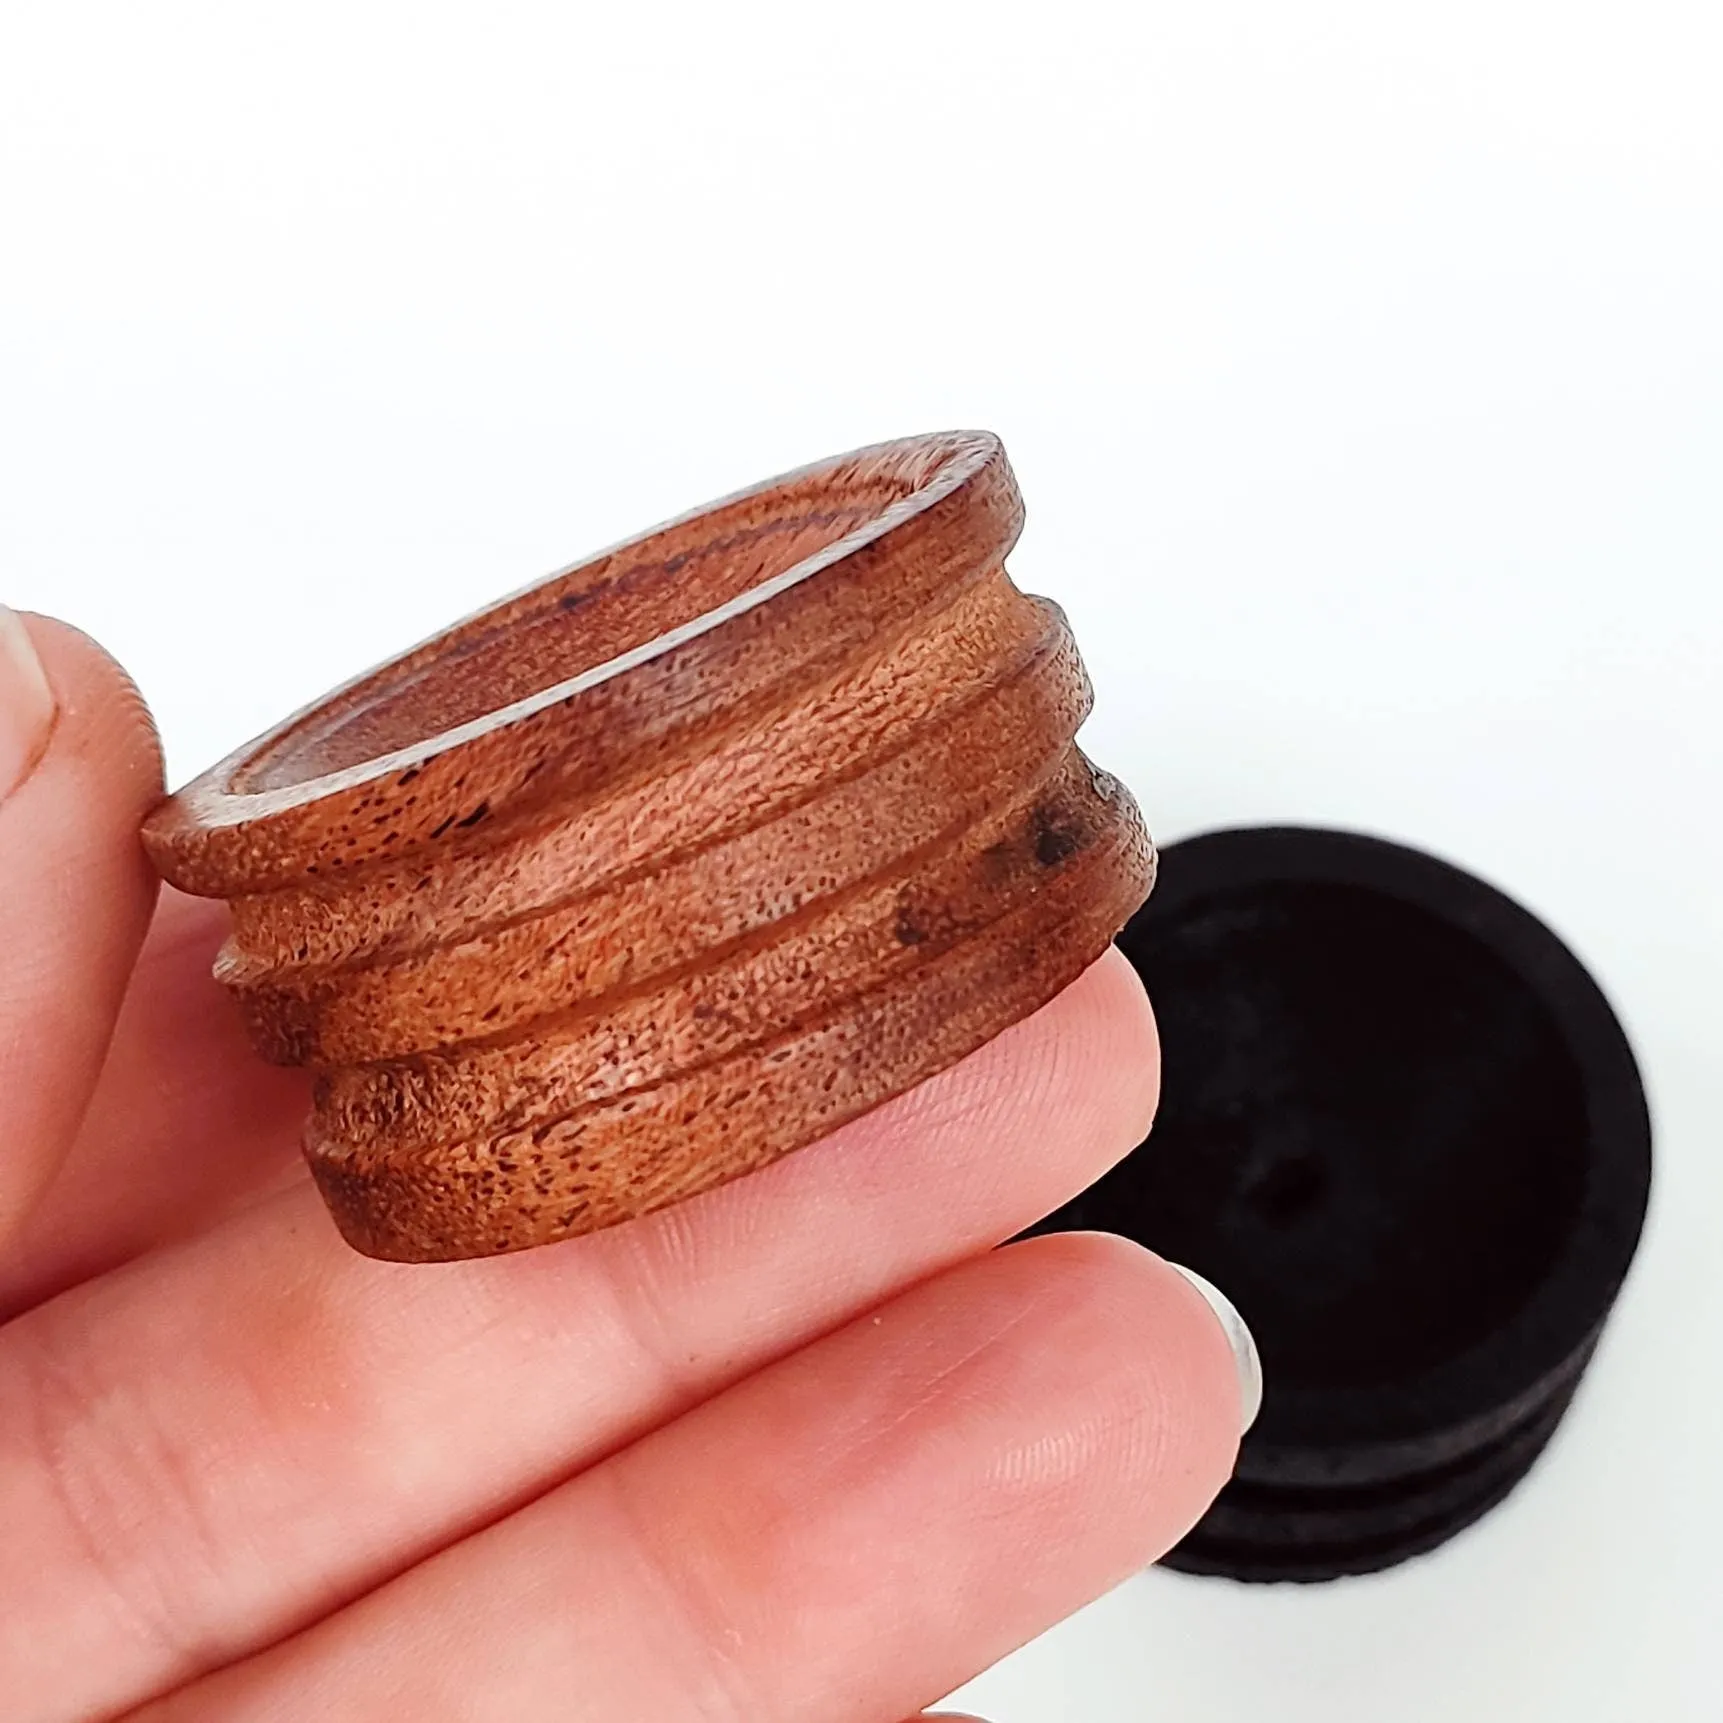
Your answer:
0,613 -> 1241,1722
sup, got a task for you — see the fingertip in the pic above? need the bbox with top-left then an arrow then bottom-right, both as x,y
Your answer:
1163,1260 -> 1263,1436
845,945 -> 1160,1216
0,614 -> 165,1236
1044,943 -> 1160,1150
996,1229 -> 1243,1555
0,607 -> 58,802
17,613 -> 165,812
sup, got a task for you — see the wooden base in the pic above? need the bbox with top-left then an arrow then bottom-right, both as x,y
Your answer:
143,432 -> 1153,1260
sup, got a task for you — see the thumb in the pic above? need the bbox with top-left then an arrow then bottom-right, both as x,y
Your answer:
0,608 -> 163,1237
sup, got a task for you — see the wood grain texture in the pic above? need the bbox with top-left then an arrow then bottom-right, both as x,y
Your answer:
143,432 -> 1154,1261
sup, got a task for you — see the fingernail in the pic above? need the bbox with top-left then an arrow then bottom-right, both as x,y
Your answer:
1168,1261 -> 1263,1435
0,607 -> 57,802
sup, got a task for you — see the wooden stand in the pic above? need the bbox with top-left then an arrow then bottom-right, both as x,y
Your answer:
143,432 -> 1153,1261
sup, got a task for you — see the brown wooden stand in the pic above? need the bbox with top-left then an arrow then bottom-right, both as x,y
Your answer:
143,432 -> 1152,1261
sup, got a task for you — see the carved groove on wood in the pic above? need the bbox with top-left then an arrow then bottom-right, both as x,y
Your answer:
143,432 -> 1154,1261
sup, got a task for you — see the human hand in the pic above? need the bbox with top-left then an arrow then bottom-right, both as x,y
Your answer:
0,609 -> 1248,1722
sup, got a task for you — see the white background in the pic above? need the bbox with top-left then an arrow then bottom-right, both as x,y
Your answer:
4,3 -> 1720,1718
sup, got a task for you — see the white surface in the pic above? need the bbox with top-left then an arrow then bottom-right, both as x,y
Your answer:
4,4 -> 1719,1718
